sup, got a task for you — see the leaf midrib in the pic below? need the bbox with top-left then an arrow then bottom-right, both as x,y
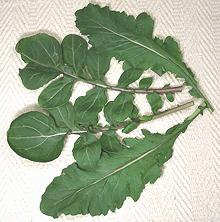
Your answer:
52,133 -> 175,210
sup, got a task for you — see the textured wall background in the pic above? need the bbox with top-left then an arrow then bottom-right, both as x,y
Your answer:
0,0 -> 220,221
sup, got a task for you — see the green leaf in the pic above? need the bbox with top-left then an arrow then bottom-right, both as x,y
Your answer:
139,77 -> 153,89
19,63 -> 60,90
166,92 -> 175,102
81,47 -> 111,81
117,68 -> 143,87
104,93 -> 134,124
163,36 -> 182,62
147,92 -> 163,114
136,13 -> 154,37
38,77 -> 74,108
73,87 -> 107,126
40,116 -> 193,217
16,33 -> 62,68
48,102 -> 80,131
62,34 -> 88,73
122,121 -> 139,134
7,111 -> 67,162
75,4 -> 213,110
73,133 -> 101,170
100,130 -> 125,153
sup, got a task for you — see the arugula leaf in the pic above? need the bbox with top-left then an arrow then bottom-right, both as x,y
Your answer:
100,130 -> 125,153
81,47 -> 111,81
19,63 -> 60,90
75,4 -> 213,111
48,102 -> 79,131
136,13 -> 154,37
104,93 -> 135,124
117,68 -> 143,87
73,87 -> 107,126
166,92 -> 175,102
7,111 -> 67,162
40,115 -> 194,217
147,92 -> 163,114
73,133 -> 101,170
16,33 -> 62,68
62,34 -> 88,73
38,77 -> 74,108
139,77 -> 153,89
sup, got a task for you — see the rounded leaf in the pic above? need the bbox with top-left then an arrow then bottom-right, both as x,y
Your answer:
7,111 -> 67,162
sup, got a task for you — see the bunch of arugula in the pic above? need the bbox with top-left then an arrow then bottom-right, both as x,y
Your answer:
7,4 -> 213,218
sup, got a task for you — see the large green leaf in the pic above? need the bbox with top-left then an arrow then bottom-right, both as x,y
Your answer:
80,47 -> 111,81
104,93 -> 135,124
16,33 -> 62,68
38,77 -> 74,108
75,4 -> 213,110
62,34 -> 88,73
73,87 -> 107,126
40,113 -> 196,217
19,63 -> 60,90
7,111 -> 67,162
73,133 -> 101,170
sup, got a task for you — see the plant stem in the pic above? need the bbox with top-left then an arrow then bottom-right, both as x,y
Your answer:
70,100 -> 195,135
142,100 -> 194,122
60,68 -> 183,94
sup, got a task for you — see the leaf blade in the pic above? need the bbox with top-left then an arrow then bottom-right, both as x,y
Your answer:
7,111 -> 67,162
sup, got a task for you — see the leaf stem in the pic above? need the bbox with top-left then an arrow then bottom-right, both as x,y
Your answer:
60,67 -> 183,94
141,100 -> 194,122
69,100 -> 194,135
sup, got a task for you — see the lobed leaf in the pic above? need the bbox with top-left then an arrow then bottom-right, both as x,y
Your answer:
40,115 -> 194,217
75,4 -> 213,110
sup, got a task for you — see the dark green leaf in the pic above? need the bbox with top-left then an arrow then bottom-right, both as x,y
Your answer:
76,4 -> 213,110
48,102 -> 79,131
19,63 -> 60,90
40,116 -> 194,217
81,48 -> 111,81
62,34 -> 88,73
7,111 -> 67,162
163,36 -> 182,61
122,121 -> 139,134
139,77 -> 153,89
104,93 -> 134,124
73,87 -> 107,126
73,133 -> 101,170
117,68 -> 143,87
38,77 -> 74,108
100,130 -> 125,153
16,33 -> 62,68
136,13 -> 154,37
147,93 -> 163,114
166,92 -> 175,102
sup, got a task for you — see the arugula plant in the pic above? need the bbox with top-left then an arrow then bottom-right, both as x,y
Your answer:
7,3 -> 213,218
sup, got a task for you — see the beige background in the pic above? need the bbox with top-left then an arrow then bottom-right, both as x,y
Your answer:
0,0 -> 220,221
